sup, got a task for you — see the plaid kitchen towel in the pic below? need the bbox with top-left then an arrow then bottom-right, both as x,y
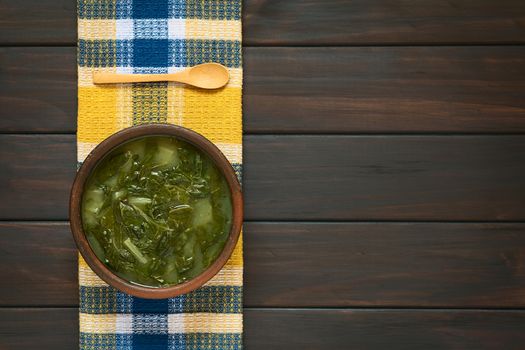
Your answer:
77,0 -> 243,349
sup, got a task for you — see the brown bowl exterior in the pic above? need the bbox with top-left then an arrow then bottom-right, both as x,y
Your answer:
70,124 -> 243,299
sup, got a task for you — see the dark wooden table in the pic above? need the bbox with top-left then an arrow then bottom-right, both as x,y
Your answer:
1,1 -> 525,349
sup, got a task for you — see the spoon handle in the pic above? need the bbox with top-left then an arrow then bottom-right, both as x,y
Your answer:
93,72 -> 186,84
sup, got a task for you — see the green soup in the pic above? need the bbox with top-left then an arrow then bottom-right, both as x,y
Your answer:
81,136 -> 232,287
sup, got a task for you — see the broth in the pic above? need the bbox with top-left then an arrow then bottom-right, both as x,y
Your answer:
81,136 -> 232,287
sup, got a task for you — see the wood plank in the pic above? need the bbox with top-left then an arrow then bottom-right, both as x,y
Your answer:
1,0 -> 525,45
244,135 -> 525,220
1,135 -> 525,221
0,309 -> 78,350
0,48 -> 76,133
0,223 -> 77,306
2,47 -> 525,133
245,47 -> 525,134
2,308 -> 525,350
244,0 -> 525,46
0,135 -> 76,220
244,222 -> 525,307
2,222 -> 525,308
245,309 -> 525,350
0,0 -> 75,45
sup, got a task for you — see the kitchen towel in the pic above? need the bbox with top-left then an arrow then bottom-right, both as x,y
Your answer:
77,0 -> 242,348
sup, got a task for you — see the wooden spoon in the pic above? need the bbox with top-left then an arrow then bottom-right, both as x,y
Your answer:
93,63 -> 230,89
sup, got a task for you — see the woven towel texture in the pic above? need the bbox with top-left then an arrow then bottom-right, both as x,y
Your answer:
77,0 -> 242,349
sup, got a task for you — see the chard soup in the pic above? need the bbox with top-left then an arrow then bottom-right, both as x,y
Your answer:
81,136 -> 233,287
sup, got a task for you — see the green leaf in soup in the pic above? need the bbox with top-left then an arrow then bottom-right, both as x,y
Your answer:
194,153 -> 203,175
104,175 -> 118,189
94,152 -> 127,183
87,234 -> 106,261
123,238 -> 149,265
120,152 -> 134,173
169,204 -> 192,216
182,233 -> 197,260
187,241 -> 204,278
204,241 -> 225,266
112,190 -> 127,201
128,196 -> 152,208
99,206 -> 115,228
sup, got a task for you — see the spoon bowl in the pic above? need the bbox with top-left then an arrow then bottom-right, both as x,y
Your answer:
188,63 -> 230,89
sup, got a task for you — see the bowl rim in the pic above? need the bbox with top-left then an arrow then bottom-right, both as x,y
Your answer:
69,123 -> 243,299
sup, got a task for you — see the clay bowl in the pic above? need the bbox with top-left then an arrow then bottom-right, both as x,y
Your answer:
70,123 -> 242,298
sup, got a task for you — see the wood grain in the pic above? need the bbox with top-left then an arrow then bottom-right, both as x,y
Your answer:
1,0 -> 525,45
0,48 -> 76,133
1,135 -> 524,221
244,135 -> 525,221
243,0 -> 525,46
2,47 -> 525,133
244,222 -> 525,307
2,222 -> 525,308
0,309 -> 78,350
245,309 -> 525,350
0,0 -> 75,45
2,0 -> 524,348
1,308 -> 525,350
0,223 -> 77,306
0,135 -> 75,220
245,47 -> 525,134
